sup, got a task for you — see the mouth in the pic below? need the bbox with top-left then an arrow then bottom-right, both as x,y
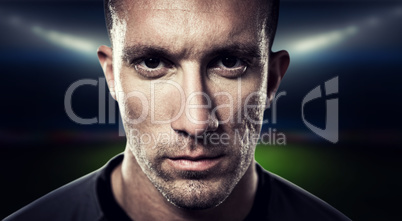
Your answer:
166,155 -> 224,172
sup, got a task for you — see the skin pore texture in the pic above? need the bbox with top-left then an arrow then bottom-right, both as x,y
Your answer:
98,0 -> 289,220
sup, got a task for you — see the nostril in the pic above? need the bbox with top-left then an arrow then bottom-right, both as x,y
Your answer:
174,129 -> 190,138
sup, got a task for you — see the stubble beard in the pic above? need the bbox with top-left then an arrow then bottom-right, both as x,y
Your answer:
125,119 -> 259,210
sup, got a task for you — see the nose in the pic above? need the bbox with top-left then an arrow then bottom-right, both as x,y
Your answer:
171,65 -> 218,137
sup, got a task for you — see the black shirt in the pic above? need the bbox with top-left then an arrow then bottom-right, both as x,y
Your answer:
5,154 -> 350,221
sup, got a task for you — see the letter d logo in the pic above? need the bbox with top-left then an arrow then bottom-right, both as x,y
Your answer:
302,76 -> 339,143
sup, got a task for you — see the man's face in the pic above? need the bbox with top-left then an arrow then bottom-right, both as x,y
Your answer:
111,0 -> 270,209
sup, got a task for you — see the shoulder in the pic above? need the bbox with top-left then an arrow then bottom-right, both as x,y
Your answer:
257,164 -> 351,221
4,170 -> 103,221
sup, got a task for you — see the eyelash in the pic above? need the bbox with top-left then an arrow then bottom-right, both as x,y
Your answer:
208,56 -> 249,78
132,57 -> 173,79
131,56 -> 249,79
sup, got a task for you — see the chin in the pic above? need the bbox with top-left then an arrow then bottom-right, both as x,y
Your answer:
165,180 -> 230,210
153,177 -> 234,210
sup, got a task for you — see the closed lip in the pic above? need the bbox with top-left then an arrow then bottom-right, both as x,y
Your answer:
168,154 -> 224,161
166,154 -> 225,171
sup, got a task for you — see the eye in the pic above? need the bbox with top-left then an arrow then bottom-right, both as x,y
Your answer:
139,57 -> 165,69
209,56 -> 247,78
220,56 -> 242,68
134,57 -> 172,78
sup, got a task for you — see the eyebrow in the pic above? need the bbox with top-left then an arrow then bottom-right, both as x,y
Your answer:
123,46 -> 172,63
208,44 -> 262,60
122,43 -> 262,63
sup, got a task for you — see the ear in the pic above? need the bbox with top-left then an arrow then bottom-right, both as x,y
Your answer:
267,50 -> 290,105
97,45 -> 116,100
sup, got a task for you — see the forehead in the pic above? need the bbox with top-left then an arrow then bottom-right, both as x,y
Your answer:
121,0 -> 263,19
115,0 -> 267,57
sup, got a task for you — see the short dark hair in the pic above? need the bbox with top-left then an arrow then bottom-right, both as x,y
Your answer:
103,0 -> 280,49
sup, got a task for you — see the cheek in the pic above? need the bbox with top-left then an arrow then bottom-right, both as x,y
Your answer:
243,92 -> 267,126
116,68 -> 150,123
231,80 -> 267,146
116,77 -> 186,150
212,75 -> 267,125
118,92 -> 150,125
209,80 -> 265,158
240,70 -> 268,124
119,77 -> 186,125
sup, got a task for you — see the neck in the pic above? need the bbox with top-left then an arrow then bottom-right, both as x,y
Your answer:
111,147 -> 258,221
